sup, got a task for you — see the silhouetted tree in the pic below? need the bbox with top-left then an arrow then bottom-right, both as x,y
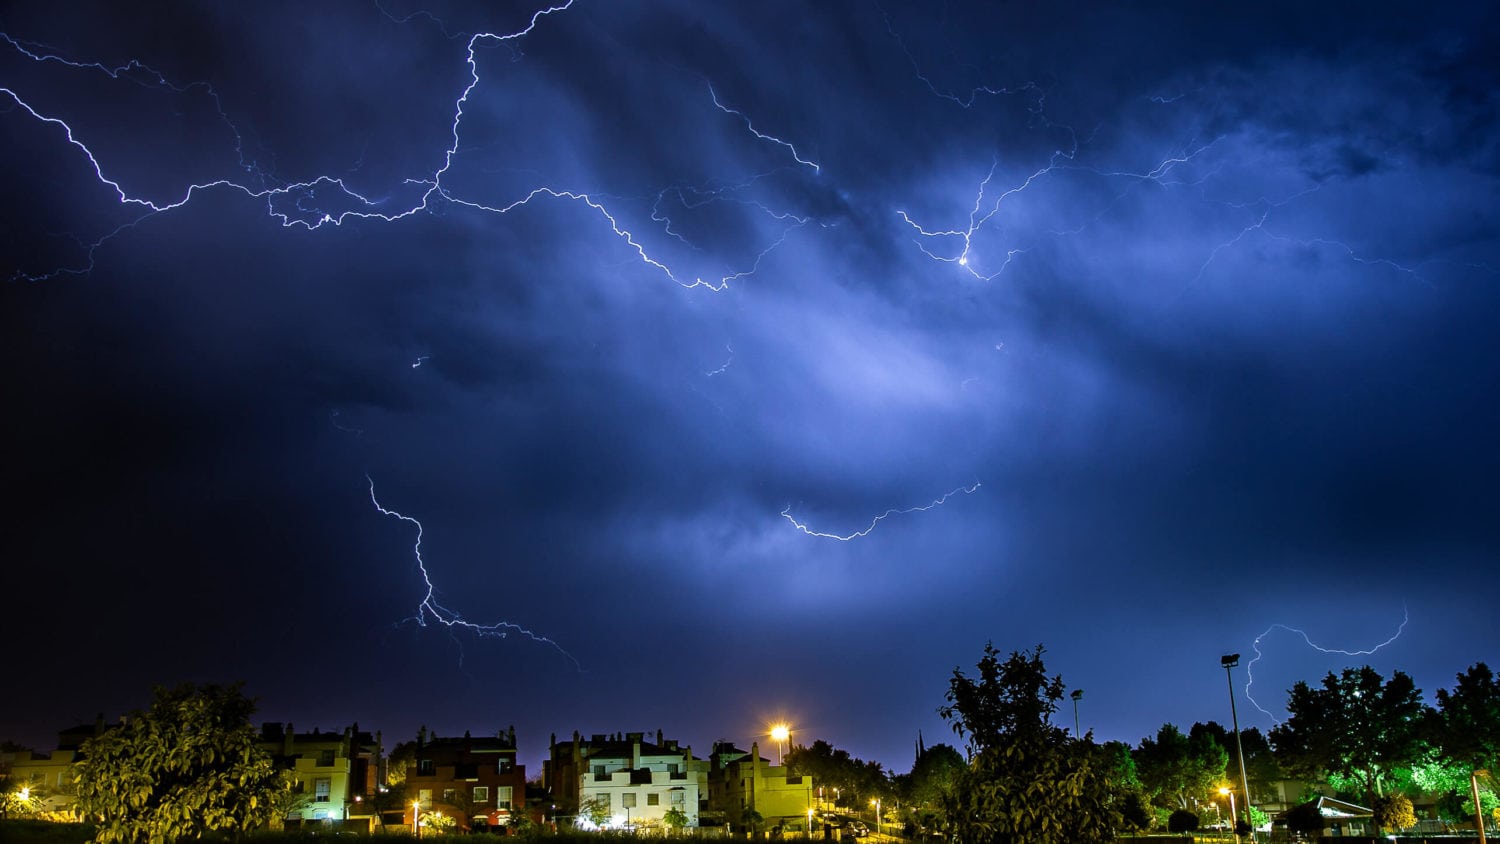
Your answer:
1166,809 -> 1199,833
939,643 -> 1121,843
1270,666 -> 1427,804
1434,662 -> 1500,836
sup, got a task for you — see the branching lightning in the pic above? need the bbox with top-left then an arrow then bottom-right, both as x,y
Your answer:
897,155 -> 1065,281
880,10 -> 1041,110
1243,605 -> 1410,723
782,483 -> 981,541
0,1 -> 770,290
366,475 -> 579,668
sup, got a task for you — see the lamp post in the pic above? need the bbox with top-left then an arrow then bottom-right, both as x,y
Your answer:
870,798 -> 880,838
1218,787 -> 1237,842
807,807 -> 815,840
413,800 -> 423,840
1221,655 -> 1252,838
1070,689 -> 1084,738
771,724 -> 790,766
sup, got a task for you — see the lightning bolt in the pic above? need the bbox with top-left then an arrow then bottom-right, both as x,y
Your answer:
366,475 -> 579,669
704,345 -> 734,378
880,9 -> 1042,110
782,483 -> 981,541
708,83 -> 820,174
897,155 -> 1064,281
1187,179 -> 1459,289
1243,604 -> 1410,723
0,31 -> 264,178
3,2 -> 823,290
329,409 -> 366,441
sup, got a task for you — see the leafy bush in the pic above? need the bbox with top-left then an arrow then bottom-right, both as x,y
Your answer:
1165,809 -> 1198,832
1373,793 -> 1416,831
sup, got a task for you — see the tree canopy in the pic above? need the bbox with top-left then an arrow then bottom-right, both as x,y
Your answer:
1434,663 -> 1500,774
1269,666 -> 1427,802
939,643 -> 1121,844
1433,663 -> 1500,834
786,739 -> 891,808
1133,723 -> 1227,810
940,643 -> 1066,756
74,683 -> 288,844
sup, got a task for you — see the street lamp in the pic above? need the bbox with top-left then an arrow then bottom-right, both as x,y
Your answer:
1218,787 -> 1237,842
1070,689 -> 1084,737
807,807 -> 815,840
413,800 -> 423,840
770,724 -> 790,766
1221,655 -> 1252,838
870,798 -> 881,837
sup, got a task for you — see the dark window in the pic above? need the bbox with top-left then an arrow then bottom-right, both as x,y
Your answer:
418,759 -> 435,776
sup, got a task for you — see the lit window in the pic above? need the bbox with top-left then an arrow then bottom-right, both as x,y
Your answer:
623,793 -> 637,808
443,789 -> 456,804
314,779 -> 331,803
473,786 -> 489,803
497,786 -> 513,810
647,793 -> 660,806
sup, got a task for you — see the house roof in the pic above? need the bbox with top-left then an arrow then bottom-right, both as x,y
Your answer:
1273,795 -> 1372,821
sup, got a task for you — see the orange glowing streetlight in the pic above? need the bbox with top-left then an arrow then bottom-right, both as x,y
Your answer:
1218,787 -> 1238,843
770,723 -> 790,765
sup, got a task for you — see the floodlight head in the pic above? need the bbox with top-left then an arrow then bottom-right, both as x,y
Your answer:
1221,654 -> 1240,668
1071,689 -> 1084,701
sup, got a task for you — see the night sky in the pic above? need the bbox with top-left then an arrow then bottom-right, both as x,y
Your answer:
3,1 -> 1497,775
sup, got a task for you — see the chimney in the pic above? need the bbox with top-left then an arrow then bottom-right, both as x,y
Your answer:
284,723 -> 295,758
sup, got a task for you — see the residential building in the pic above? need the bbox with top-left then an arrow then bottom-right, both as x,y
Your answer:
544,730 -> 704,830
4,717 -> 116,816
405,726 -> 527,832
260,722 -> 382,828
705,741 -> 815,830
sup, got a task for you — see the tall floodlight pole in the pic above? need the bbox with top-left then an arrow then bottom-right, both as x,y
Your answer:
1070,689 -> 1084,738
1221,654 -> 1253,838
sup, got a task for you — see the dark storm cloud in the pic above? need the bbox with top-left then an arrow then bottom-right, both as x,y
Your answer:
2,1 -> 1497,768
